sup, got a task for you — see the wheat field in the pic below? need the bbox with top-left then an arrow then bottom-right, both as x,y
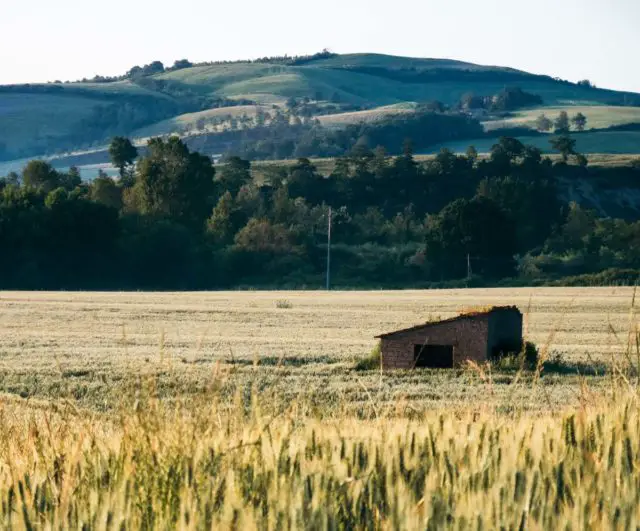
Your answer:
0,287 -> 636,412
1,287 -> 640,529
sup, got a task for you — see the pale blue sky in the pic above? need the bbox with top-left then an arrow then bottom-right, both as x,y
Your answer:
1,0 -> 638,92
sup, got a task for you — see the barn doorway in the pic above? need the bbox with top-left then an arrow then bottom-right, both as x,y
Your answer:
414,344 -> 454,368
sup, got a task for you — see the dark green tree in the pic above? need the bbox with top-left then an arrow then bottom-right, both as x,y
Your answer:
535,114 -> 553,132
216,157 -> 251,197
90,176 -> 123,210
571,112 -> 587,132
425,196 -> 516,279
554,111 -> 570,133
549,134 -> 577,162
22,161 -> 60,192
477,176 -> 560,251
171,59 -> 192,70
134,137 -> 216,230
206,191 -> 237,244
60,166 -> 82,190
109,137 -> 138,180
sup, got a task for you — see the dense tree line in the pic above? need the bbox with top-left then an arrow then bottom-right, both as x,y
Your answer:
459,87 -> 543,112
2,135 -> 640,289
225,110 -> 484,160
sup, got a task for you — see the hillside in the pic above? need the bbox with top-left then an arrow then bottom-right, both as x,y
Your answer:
2,53 -> 640,162
152,53 -> 638,107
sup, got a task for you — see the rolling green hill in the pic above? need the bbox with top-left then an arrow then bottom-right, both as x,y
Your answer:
153,54 -> 638,107
2,53 -> 640,162
0,81 -> 180,160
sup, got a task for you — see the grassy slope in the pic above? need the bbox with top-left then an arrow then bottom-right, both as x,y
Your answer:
0,93 -> 109,152
154,54 -> 636,107
131,105 -> 269,138
317,103 -> 417,128
485,105 -> 640,132
0,80 -> 172,156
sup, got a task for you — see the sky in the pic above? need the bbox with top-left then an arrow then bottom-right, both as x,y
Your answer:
1,0 -> 638,92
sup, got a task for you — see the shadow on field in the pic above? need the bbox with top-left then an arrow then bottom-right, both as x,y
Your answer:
225,356 -> 337,367
541,359 -> 609,376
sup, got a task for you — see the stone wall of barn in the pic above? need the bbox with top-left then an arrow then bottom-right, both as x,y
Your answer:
381,317 -> 490,370
486,310 -> 524,359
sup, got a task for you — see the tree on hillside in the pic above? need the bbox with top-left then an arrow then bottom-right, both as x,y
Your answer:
143,61 -> 165,76
133,136 -> 216,230
577,79 -> 595,89
216,156 -> 251,197
171,59 -> 192,70
490,87 -> 543,112
549,134 -> 577,162
109,137 -> 138,181
571,112 -> 587,132
554,111 -> 570,133
535,114 -> 553,132
22,161 -> 59,192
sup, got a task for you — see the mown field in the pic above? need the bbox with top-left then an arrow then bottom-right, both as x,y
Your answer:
130,105 -> 268,139
484,105 -> 640,132
1,287 -> 640,528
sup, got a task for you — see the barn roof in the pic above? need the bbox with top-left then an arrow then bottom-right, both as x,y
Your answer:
375,306 -> 520,339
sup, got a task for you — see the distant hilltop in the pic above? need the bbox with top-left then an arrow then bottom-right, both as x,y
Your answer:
1,52 -> 640,163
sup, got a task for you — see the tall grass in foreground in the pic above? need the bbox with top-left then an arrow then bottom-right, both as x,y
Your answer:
1,384 -> 640,530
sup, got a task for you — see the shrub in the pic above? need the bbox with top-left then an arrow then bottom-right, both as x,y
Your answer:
493,341 -> 539,371
275,299 -> 293,309
355,341 -> 381,371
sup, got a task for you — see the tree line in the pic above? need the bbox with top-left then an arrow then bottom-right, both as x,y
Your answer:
1,135 -> 640,289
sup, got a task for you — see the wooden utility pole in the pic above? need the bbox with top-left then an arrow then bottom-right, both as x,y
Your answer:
326,207 -> 332,291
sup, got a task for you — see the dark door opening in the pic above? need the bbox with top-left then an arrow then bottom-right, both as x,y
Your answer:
414,344 -> 454,368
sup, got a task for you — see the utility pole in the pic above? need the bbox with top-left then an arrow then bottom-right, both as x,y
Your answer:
466,253 -> 472,282
326,207 -> 332,291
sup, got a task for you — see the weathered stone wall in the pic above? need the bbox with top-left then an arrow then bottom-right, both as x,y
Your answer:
381,317 -> 490,370
486,310 -> 523,358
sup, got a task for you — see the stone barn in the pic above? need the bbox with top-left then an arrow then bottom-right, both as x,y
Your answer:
377,306 -> 523,370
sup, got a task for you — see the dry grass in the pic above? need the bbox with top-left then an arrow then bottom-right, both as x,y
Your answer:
317,104 -> 416,129
1,287 -> 640,528
1,373 -> 640,528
